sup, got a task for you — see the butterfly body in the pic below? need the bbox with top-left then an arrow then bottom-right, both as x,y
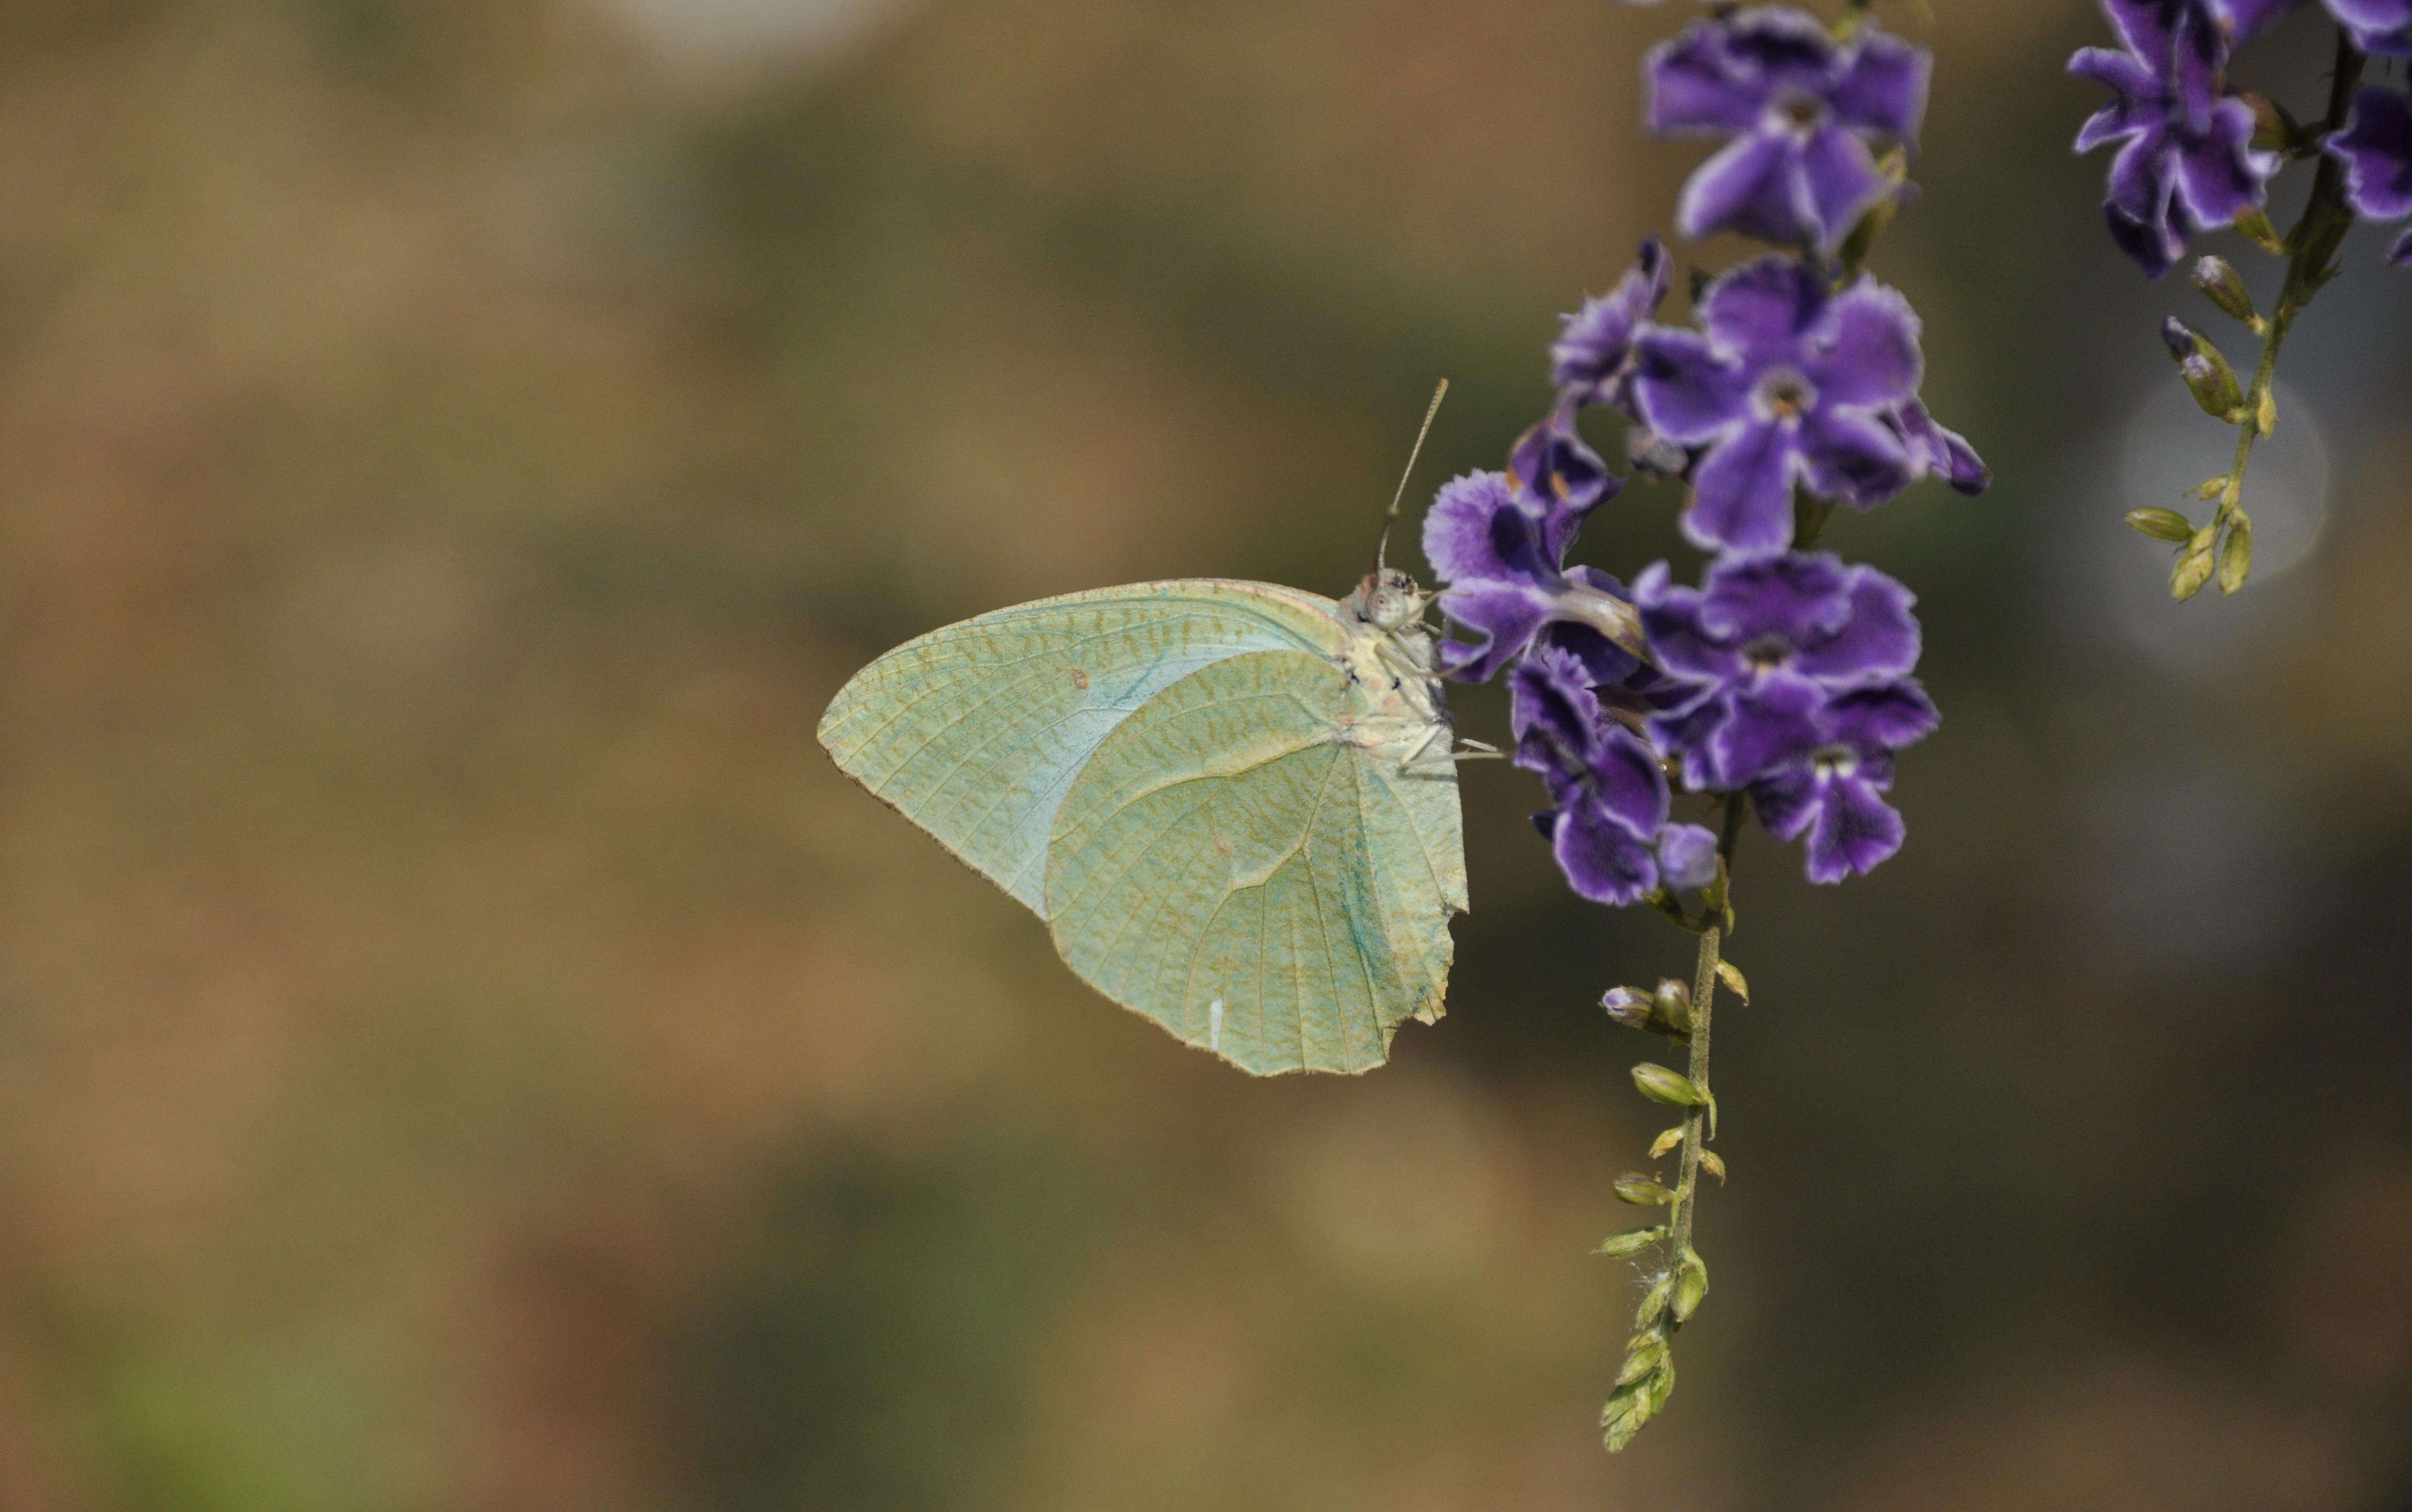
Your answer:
818,572 -> 1466,1076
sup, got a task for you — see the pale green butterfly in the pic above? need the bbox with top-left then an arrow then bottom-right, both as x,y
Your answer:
818,389 -> 1472,1076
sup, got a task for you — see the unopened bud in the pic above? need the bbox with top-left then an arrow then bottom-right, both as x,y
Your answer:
2161,318 -> 2244,419
1652,979 -> 1694,1035
1602,986 -> 1651,1031
1644,1356 -> 1677,1413
1671,1255 -> 1709,1323
2218,514 -> 2254,594
1615,1174 -> 1676,1207
1632,1063 -> 1709,1108
1635,1269 -> 1676,1326
1616,1335 -> 1669,1387
2235,206 -> 2286,254
1596,1226 -> 1667,1258
2172,531 -> 2218,601
2191,256 -> 2263,329
2127,507 -> 2197,543
2257,386 -> 2277,437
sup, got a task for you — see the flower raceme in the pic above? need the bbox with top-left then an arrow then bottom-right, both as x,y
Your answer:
1475,2 -> 1987,1455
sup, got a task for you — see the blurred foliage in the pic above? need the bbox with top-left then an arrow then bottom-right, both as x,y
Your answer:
0,0 -> 2407,1509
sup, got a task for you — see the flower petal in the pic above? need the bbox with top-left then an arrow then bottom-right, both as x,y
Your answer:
1644,22 -> 1770,134
1698,552 -> 1853,644
1710,669 -> 1825,788
1819,678 -> 1939,751
1677,131 -> 1814,245
1632,329 -> 1752,444
1799,772 -> 1906,882
1685,419 -> 1801,556
1551,801 -> 1661,906
2172,98 -> 2277,231
1656,823 -> 1721,893
1798,407 -> 1917,508
1435,584 -> 1550,683
1796,567 -> 1921,681
1422,470 -> 1523,585
1797,126 -> 1893,251
1828,28 -> 1930,142
1699,256 -> 1827,364
2329,87 -> 2412,222
1806,278 -> 1924,407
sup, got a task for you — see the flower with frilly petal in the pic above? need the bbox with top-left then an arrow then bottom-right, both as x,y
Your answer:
1422,468 -> 1651,685
1635,552 -> 1935,882
1511,649 -> 1718,905
2070,0 -> 2279,278
1634,552 -> 1923,788
1748,681 -> 1936,882
1552,238 -> 1672,408
2327,88 -> 2412,266
1630,257 -> 1926,556
1645,7 -> 1929,252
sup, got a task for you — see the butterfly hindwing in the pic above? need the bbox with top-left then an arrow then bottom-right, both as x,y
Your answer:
1044,649 -> 1464,1076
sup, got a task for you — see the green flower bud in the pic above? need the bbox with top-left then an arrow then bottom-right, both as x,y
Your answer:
2127,507 -> 2197,543
2190,256 -> 2263,330
2218,514 -> 2254,594
1635,1269 -> 1676,1327
1596,1226 -> 1667,1258
2234,206 -> 2285,255
1671,1255 -> 1710,1323
2172,532 -> 2218,602
2161,318 -> 2243,419
1615,1336 -> 1668,1387
1632,1063 -> 1709,1107
1615,1174 -> 1676,1207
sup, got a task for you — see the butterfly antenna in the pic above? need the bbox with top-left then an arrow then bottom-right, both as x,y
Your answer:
1376,378 -> 1449,574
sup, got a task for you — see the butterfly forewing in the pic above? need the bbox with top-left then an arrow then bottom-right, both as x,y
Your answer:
816,582 -> 1347,915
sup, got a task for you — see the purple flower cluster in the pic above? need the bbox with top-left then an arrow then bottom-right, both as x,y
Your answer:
2072,0 -> 2412,277
1423,5 -> 1980,901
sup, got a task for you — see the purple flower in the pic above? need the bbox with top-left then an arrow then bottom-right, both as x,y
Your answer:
1634,553 -> 1936,882
2322,0 -> 2412,55
1645,8 -> 1930,252
1634,552 -> 1921,781
1552,238 -> 1672,408
1511,648 -> 1711,905
1630,257 -> 1924,556
2328,88 -> 2412,267
1748,681 -> 1937,882
2071,0 -> 2279,278
1422,468 -> 1650,685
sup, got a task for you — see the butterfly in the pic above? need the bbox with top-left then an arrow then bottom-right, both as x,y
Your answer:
816,389 -> 1474,1076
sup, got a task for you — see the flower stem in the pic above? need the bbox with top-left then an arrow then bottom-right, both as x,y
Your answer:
1668,797 -> 1745,1267
2212,26 -> 2364,558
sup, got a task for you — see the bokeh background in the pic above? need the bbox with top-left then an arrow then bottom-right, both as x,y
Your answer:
1,0 -> 2408,1507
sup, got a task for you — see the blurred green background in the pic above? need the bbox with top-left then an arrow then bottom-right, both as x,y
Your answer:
1,1 -> 2408,1507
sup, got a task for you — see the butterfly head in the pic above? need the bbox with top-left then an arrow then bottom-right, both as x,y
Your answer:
1347,568 -> 1429,633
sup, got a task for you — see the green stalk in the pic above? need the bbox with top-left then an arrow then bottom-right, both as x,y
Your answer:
2193,26 -> 2365,595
